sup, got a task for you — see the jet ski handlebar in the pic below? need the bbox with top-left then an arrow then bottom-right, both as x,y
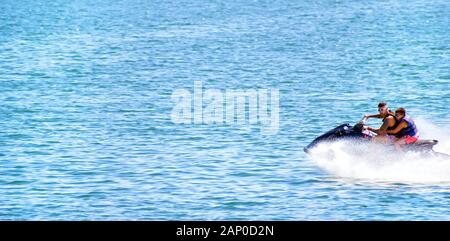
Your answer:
355,118 -> 377,137
358,117 -> 368,125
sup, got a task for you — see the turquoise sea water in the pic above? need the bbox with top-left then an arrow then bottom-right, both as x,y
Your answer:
1,0 -> 449,220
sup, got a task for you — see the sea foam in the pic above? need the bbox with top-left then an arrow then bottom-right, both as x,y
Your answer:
308,118 -> 450,183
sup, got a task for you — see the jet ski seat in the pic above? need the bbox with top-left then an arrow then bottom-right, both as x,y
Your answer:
414,140 -> 438,145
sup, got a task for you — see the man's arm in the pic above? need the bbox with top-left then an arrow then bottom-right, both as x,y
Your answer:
377,116 -> 396,134
364,113 -> 382,119
367,117 -> 392,134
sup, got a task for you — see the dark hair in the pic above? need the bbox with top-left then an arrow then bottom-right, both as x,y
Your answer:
395,107 -> 406,115
378,102 -> 387,108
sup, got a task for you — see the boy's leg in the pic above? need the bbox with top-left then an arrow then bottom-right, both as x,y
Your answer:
394,137 -> 407,151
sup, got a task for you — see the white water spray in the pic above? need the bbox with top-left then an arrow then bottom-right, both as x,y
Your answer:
308,118 -> 450,183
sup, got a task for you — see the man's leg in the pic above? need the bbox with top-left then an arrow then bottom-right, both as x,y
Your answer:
372,134 -> 394,144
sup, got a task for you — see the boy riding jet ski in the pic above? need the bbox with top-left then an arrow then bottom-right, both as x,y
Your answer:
387,107 -> 419,151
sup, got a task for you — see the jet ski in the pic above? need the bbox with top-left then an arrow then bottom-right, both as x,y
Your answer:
304,120 -> 441,154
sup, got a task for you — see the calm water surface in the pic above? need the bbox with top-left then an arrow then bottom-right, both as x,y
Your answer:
0,0 -> 449,220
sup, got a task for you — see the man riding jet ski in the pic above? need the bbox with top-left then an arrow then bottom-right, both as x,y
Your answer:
362,102 -> 397,144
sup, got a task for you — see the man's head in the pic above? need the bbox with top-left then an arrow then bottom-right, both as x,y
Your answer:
395,107 -> 406,120
378,102 -> 389,115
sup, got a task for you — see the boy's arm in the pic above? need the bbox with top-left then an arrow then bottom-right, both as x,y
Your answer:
387,122 -> 406,135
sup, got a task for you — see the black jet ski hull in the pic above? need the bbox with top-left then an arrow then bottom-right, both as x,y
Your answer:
304,123 -> 440,154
